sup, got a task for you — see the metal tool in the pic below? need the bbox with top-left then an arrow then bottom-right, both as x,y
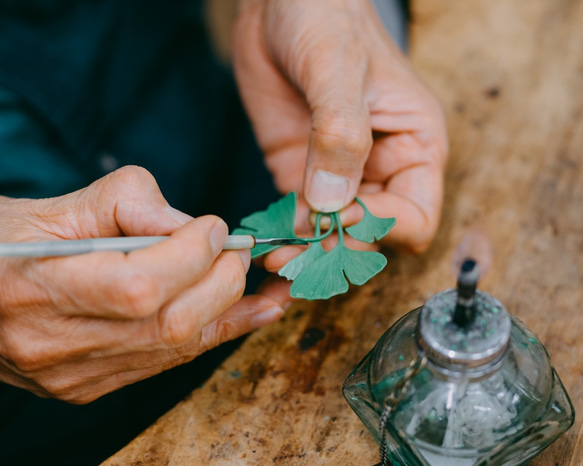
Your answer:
0,235 -> 308,258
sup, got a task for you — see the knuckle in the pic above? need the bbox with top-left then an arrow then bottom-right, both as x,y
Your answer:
213,320 -> 239,347
36,376 -> 109,404
315,119 -> 372,159
60,388 -> 104,405
109,165 -> 155,189
222,257 -> 247,301
2,332 -> 49,373
6,350 -> 40,373
111,274 -> 161,318
172,336 -> 202,359
36,376 -> 74,399
160,307 -> 200,347
55,390 -> 98,405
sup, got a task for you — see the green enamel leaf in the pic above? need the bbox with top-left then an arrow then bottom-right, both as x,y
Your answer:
278,242 -> 326,281
232,192 -> 298,258
234,194 -> 393,301
290,244 -> 387,300
345,197 -> 396,243
341,247 -> 387,285
290,247 -> 349,300
278,212 -> 335,280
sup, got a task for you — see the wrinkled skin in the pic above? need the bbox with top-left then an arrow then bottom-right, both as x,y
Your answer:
0,167 -> 288,403
234,0 -> 448,271
0,0 -> 448,403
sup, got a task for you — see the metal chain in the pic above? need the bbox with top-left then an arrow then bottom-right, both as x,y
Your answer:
373,356 -> 427,466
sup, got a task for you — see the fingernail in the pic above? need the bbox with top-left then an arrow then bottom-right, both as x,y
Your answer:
237,249 -> 251,272
250,306 -> 284,328
307,170 -> 350,213
210,221 -> 228,256
164,206 -> 194,225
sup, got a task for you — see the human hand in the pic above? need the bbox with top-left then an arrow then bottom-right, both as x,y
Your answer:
233,0 -> 448,257
0,166 -> 285,403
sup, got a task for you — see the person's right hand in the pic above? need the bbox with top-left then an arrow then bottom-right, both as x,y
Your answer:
0,166 -> 285,404
234,0 -> 448,260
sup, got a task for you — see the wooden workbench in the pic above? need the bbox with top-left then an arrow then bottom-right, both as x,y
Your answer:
104,0 -> 583,464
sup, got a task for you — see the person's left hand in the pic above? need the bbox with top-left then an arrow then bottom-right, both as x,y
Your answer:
233,0 -> 448,272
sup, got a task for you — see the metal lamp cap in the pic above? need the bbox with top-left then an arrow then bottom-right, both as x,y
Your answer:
417,289 -> 511,373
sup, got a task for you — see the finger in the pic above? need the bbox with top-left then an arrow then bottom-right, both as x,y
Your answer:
156,250 -> 251,347
364,132 -> 446,182
0,360 -> 50,398
8,291 -> 287,404
233,2 -> 312,155
14,166 -> 194,242
24,349 -> 202,404
102,166 -> 195,236
17,248 -> 250,363
256,276 -> 293,307
302,45 -> 373,213
36,215 -> 229,319
199,293 -> 285,352
263,246 -> 306,273
341,165 -> 444,253
48,287 -> 288,403
0,345 -> 185,402
0,308 -> 199,370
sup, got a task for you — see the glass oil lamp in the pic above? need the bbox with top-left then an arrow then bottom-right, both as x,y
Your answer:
343,259 -> 574,466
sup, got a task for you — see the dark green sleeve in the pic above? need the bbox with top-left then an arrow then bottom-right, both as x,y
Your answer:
0,86 -> 88,199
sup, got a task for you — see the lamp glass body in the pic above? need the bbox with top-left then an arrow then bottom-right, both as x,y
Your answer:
343,290 -> 574,466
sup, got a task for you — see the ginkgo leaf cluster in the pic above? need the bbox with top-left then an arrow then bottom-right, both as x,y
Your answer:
233,192 -> 395,300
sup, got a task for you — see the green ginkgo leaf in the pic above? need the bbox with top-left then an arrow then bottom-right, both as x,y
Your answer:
341,247 -> 387,285
233,193 -> 394,301
290,248 -> 349,300
278,212 -> 335,281
290,244 -> 387,300
232,192 -> 298,258
278,241 -> 326,281
345,197 -> 396,243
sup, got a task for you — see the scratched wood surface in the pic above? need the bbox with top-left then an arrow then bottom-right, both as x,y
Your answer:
104,0 -> 583,464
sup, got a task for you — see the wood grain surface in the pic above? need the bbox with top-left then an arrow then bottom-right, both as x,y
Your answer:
104,0 -> 583,464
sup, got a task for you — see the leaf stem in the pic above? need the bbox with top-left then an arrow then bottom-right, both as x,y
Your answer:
334,212 -> 344,245
303,213 -> 336,243
354,197 -> 368,211
314,213 -> 322,236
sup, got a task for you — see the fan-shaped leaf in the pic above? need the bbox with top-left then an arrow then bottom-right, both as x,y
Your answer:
278,242 -> 326,281
290,244 -> 387,300
345,198 -> 396,243
341,247 -> 387,285
290,248 -> 349,300
232,192 -> 298,258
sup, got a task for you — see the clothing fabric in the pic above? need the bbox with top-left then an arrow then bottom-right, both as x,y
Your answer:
0,1 -> 276,465
0,1 -> 408,464
0,0 -> 275,221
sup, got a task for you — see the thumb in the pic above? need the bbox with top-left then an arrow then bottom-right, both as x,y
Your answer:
302,65 -> 372,213
80,165 -> 193,238
0,166 -> 193,244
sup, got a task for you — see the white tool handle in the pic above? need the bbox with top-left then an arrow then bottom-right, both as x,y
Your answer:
0,235 -> 257,258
